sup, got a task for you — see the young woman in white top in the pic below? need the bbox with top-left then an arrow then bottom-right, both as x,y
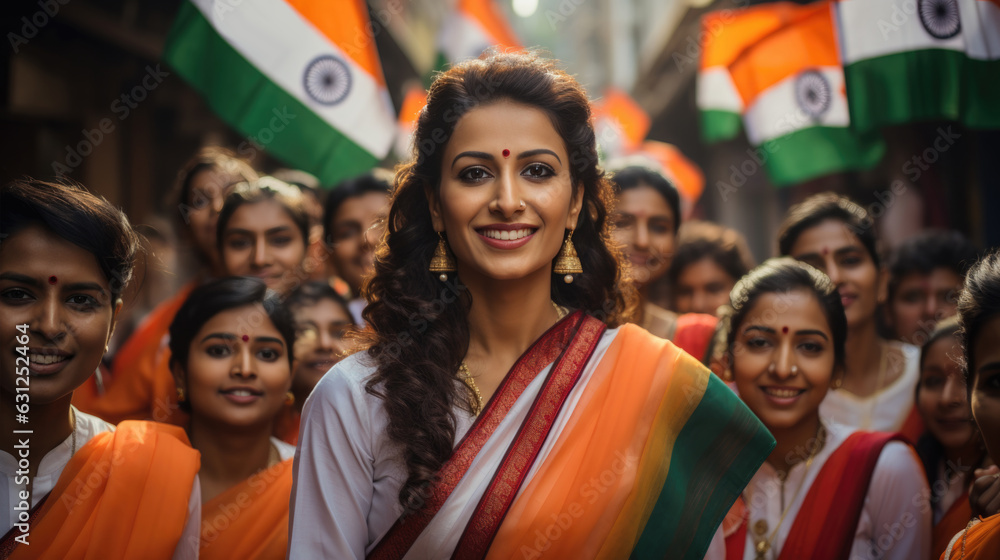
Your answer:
779,193 -> 922,439
0,178 -> 199,558
706,258 -> 930,560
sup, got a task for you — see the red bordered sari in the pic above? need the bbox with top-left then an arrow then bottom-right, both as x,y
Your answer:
363,311 -> 773,559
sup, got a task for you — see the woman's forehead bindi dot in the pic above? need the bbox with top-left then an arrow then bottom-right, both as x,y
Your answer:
241,335 -> 250,342
502,149 -> 510,158
48,276 -> 58,285
782,326 -> 789,334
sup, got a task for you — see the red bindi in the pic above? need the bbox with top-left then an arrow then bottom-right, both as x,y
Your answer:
782,326 -> 789,334
821,247 -> 829,255
48,276 -> 57,285
502,149 -> 510,158
241,335 -> 249,342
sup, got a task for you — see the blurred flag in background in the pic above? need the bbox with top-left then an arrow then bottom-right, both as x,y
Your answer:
164,0 -> 395,188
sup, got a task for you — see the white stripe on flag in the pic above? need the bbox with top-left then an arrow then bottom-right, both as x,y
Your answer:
836,0 -> 965,63
743,66 -> 849,144
438,11 -> 493,63
190,0 -> 395,157
697,68 -> 744,112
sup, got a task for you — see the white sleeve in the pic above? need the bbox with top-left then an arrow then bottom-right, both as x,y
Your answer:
288,364 -> 376,559
854,441 -> 932,560
171,475 -> 201,560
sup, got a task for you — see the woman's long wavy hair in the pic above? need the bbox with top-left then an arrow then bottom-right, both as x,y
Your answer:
358,50 -> 635,513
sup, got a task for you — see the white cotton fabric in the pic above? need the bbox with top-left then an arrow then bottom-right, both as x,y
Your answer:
288,328 -> 621,559
819,341 -> 920,432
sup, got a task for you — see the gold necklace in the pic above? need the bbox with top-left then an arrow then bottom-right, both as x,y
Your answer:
460,301 -> 567,415
751,424 -> 826,559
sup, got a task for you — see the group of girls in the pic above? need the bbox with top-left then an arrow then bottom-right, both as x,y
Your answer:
2,49 -> 999,560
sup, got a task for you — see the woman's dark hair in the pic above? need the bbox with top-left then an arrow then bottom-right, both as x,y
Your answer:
778,192 -> 881,268
887,230 -> 978,303
322,169 -> 393,248
914,315 -> 982,507
668,221 -> 754,286
725,257 -> 847,371
609,165 -> 681,234
216,176 -> 311,253
168,276 -> 295,411
958,249 -> 1000,386
285,281 -> 355,326
1,178 -> 140,302
358,50 -> 634,513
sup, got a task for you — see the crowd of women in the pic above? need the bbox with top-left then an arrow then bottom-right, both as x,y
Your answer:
2,51 -> 999,560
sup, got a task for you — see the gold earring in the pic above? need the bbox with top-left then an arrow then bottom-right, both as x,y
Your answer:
176,387 -> 186,402
285,392 -> 295,406
429,231 -> 457,281
553,229 -> 583,283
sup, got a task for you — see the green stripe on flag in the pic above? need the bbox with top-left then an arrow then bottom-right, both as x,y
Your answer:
631,374 -> 774,560
762,126 -> 885,187
700,110 -> 743,143
845,49 -> 965,132
963,58 -> 1000,130
163,2 -> 379,188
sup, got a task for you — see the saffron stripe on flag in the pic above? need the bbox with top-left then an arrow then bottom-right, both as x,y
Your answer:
165,2 -> 379,187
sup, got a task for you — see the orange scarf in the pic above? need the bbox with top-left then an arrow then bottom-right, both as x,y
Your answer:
199,459 -> 293,560
6,421 -> 200,560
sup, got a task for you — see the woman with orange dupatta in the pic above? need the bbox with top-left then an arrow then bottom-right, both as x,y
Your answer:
168,277 -> 297,559
73,147 -> 258,425
942,250 -> 1000,559
709,259 -> 930,560
0,179 -> 200,559
912,317 -> 989,558
288,51 -> 774,560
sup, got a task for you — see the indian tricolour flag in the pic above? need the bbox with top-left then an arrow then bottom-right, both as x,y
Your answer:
697,2 -> 815,143
836,0 -> 966,131
437,0 -> 521,69
729,2 -> 885,186
164,0 -> 395,188
959,0 -> 1000,128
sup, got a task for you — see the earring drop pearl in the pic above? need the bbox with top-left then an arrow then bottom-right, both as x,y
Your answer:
563,274 -> 573,284
439,273 -> 448,282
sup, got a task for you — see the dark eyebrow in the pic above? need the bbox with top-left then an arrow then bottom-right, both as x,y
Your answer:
64,282 -> 108,297
0,272 -> 41,287
256,336 -> 285,347
265,226 -> 292,235
518,149 -> 561,164
0,274 -> 107,296
452,151 -> 494,167
978,361 -> 1000,375
795,329 -> 829,341
200,333 -> 237,343
795,245 -> 863,262
744,325 -> 775,334
199,332 -> 286,348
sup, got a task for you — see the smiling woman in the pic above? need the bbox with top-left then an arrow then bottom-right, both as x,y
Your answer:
709,258 -> 930,560
167,276 -> 297,559
0,178 -> 200,559
779,193 -> 923,440
218,176 -> 310,297
289,51 -> 774,560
